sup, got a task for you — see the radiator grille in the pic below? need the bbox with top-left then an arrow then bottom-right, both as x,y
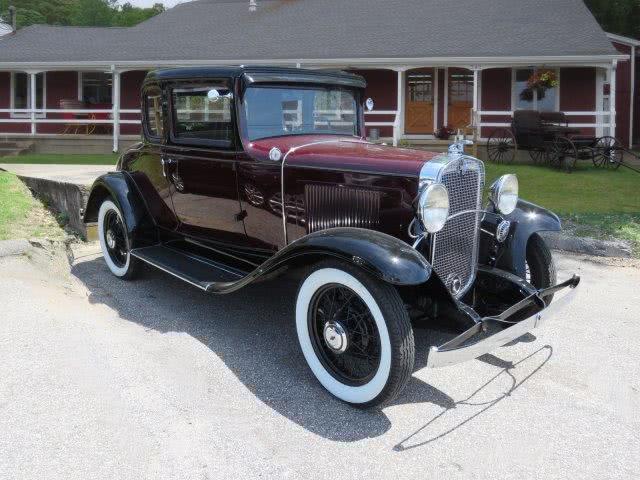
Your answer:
431,157 -> 485,297
305,184 -> 381,233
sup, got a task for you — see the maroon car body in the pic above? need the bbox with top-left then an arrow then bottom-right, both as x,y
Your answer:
83,67 -> 579,407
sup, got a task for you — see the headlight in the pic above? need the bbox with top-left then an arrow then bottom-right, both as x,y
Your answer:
418,183 -> 450,233
490,174 -> 519,215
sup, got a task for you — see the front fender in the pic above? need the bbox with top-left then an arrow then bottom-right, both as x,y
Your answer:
83,172 -> 156,248
497,200 -> 561,277
212,227 -> 433,294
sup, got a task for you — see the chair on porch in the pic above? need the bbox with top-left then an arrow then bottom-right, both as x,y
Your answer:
60,99 -> 96,135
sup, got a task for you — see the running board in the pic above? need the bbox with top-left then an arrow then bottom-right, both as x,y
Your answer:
130,244 -> 246,291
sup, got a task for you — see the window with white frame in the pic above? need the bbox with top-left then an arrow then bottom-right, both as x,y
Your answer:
512,68 -> 560,112
79,72 -> 113,105
10,72 -> 46,118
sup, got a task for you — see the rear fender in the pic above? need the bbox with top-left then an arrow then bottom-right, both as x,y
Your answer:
497,200 -> 561,277
83,172 -> 156,248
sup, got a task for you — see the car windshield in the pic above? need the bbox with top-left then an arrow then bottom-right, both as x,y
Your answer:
243,86 -> 359,141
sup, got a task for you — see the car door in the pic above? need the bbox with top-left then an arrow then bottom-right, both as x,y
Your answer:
162,80 -> 246,245
123,84 -> 177,231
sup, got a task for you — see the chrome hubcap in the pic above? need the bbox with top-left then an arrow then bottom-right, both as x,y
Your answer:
323,321 -> 348,354
106,230 -> 116,249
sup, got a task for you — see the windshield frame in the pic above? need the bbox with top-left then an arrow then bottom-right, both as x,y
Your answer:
237,83 -> 364,143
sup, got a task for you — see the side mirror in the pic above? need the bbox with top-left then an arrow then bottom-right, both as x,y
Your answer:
365,98 -> 374,111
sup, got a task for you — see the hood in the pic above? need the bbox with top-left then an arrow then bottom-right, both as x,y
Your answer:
245,135 -> 441,177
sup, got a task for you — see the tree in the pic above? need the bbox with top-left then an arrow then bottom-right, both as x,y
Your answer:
585,0 -> 640,39
0,0 -> 165,29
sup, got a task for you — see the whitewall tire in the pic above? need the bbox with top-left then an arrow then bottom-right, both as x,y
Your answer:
98,199 -> 138,280
296,261 -> 414,408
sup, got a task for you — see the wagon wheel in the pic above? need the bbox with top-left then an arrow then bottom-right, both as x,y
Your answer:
529,148 -> 547,164
550,137 -> 578,173
592,136 -> 622,170
486,128 -> 516,164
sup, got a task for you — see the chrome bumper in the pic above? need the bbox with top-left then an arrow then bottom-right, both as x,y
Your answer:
426,275 -> 580,369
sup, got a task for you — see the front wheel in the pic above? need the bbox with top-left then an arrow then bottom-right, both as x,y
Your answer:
296,261 -> 414,408
98,199 -> 139,280
526,233 -> 557,303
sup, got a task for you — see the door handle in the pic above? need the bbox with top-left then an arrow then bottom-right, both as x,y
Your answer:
161,157 -> 176,178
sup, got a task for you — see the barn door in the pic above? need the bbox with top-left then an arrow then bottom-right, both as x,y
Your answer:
447,69 -> 474,130
405,69 -> 434,134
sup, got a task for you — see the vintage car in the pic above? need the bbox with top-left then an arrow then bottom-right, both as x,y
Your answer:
83,66 -> 579,408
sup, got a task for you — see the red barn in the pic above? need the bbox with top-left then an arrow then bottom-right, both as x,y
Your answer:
0,0 -> 636,153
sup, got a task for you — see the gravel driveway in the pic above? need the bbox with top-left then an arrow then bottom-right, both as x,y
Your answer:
1,244 -> 638,479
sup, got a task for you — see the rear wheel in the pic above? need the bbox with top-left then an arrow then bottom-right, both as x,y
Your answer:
98,199 -> 139,279
592,136 -> 622,169
295,260 -> 414,408
526,233 -> 556,303
550,137 -> 577,173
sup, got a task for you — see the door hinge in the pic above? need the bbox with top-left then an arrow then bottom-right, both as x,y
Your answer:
235,210 -> 248,222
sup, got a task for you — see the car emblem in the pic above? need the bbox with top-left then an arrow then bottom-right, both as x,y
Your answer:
458,159 -> 468,176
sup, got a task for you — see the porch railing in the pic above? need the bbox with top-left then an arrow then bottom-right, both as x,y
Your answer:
364,110 -> 400,146
474,110 -> 615,132
0,107 -> 142,151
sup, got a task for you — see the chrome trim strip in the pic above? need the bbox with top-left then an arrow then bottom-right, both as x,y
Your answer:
426,277 -> 580,369
279,138 -> 370,246
163,246 -> 244,278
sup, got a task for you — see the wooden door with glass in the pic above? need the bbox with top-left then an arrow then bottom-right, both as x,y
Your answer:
405,69 -> 434,134
448,69 -> 474,130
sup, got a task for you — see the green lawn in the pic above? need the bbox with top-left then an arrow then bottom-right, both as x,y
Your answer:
484,162 -> 640,254
484,163 -> 639,215
0,172 -> 66,240
0,154 -> 119,165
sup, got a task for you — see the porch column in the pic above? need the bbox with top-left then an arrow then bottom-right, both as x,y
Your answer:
609,60 -> 617,140
29,72 -> 37,136
112,68 -> 121,153
394,69 -> 405,146
472,67 -> 480,127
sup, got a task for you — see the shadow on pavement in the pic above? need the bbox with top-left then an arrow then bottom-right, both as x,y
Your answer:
71,256 -> 550,443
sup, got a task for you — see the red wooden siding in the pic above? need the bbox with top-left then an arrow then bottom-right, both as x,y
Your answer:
479,68 -> 511,138
559,67 -> 597,138
0,72 -> 28,133
350,69 -> 397,137
120,70 -> 146,135
437,68 -> 445,129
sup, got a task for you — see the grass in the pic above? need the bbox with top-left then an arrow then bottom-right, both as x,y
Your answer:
483,163 -> 639,215
484,162 -> 640,254
0,172 -> 67,241
0,153 -> 119,165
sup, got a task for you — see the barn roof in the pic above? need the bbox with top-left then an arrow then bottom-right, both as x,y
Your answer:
0,0 -> 623,68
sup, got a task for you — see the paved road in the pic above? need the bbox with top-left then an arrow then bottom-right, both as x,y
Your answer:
1,244 -> 638,479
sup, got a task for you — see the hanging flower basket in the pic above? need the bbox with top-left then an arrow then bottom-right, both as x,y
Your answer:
520,70 -> 558,102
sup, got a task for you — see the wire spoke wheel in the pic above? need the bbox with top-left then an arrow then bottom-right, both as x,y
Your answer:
551,136 -> 578,173
486,128 -> 516,164
103,209 -> 128,268
529,148 -> 547,164
593,136 -> 622,169
308,284 -> 382,386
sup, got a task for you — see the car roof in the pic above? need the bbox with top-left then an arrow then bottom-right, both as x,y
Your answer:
145,66 -> 366,89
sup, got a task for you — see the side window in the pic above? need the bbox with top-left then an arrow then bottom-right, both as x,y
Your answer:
171,84 -> 233,147
144,88 -> 164,140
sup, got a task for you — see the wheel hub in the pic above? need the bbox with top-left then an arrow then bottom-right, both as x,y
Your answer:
323,321 -> 348,354
106,229 -> 116,249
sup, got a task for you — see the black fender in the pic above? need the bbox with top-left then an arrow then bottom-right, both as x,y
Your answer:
497,199 -> 561,277
83,172 -> 156,248
211,227 -> 433,293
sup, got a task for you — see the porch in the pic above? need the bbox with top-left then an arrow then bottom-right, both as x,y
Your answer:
0,58 -> 628,154
356,61 -> 625,148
